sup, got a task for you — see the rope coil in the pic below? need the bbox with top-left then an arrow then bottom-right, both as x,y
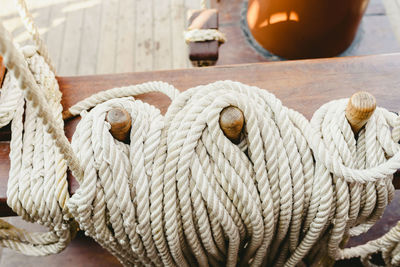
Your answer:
0,0 -> 400,266
65,80 -> 400,267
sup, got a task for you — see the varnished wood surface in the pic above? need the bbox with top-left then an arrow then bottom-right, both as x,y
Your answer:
219,106 -> 244,144
346,91 -> 377,134
106,108 -> 132,143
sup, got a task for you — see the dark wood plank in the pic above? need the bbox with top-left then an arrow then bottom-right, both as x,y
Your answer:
188,9 -> 220,65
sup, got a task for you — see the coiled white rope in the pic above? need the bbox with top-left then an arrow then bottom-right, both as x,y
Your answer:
1,1 -> 400,266
60,80 -> 400,267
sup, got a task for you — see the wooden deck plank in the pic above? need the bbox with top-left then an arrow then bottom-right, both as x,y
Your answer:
115,0 -> 136,73
46,0 -> 69,73
58,0 -> 84,76
77,0 -> 102,75
1,0 -> 398,75
135,0 -> 154,71
96,0 -> 119,74
383,0 -> 400,43
153,0 -> 172,70
170,0 -> 190,69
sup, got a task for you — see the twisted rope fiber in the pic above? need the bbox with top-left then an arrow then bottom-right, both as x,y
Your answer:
59,80 -> 400,267
13,0 -> 56,73
0,27 -> 83,255
1,1 -> 400,266
184,29 -> 226,44
0,38 -> 77,255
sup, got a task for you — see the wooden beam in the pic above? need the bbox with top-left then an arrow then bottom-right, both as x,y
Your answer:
187,9 -> 220,66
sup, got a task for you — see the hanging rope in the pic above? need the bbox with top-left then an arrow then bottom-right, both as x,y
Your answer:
0,28 -> 78,255
1,1 -> 400,267
13,0 -> 56,73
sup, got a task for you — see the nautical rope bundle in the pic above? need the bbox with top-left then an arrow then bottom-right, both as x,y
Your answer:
63,80 -> 400,267
1,1 -> 400,267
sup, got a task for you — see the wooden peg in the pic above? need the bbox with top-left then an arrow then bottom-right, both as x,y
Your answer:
219,106 -> 244,144
187,9 -> 220,67
0,56 -> 6,88
106,108 -> 132,143
345,91 -> 376,135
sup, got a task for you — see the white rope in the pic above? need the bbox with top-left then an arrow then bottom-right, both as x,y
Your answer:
0,41 -> 76,255
62,80 -> 400,267
184,29 -> 226,44
200,0 -> 207,9
13,0 -> 56,73
1,1 -> 400,266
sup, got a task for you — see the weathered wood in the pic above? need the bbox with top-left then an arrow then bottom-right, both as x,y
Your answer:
187,9 -> 220,66
219,106 -> 244,144
106,108 -> 132,143
345,91 -> 377,134
58,0 -> 84,76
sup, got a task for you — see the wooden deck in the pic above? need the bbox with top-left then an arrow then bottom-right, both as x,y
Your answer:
0,0 -> 203,75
